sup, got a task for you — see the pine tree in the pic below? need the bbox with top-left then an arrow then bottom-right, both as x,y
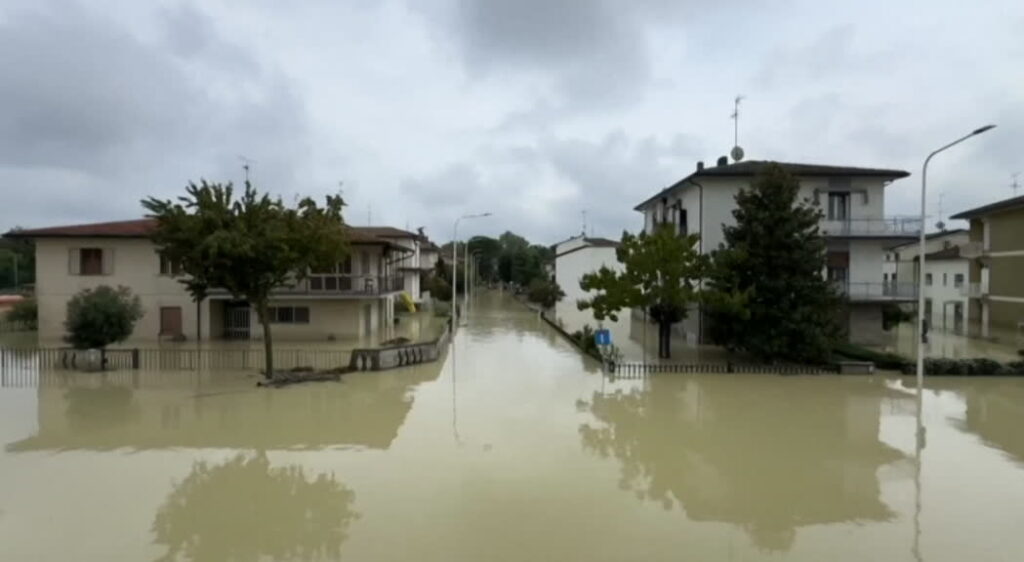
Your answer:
705,163 -> 842,363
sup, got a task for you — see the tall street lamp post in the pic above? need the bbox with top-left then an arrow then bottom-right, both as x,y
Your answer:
451,213 -> 491,329
916,125 -> 996,388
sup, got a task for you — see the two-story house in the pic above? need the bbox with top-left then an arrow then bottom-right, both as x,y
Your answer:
951,194 -> 1024,339
634,159 -> 920,345
6,219 -> 411,344
884,230 -> 970,334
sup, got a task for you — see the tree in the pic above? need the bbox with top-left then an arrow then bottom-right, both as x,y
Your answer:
704,163 -> 842,363
65,285 -> 144,349
527,277 -> 565,309
143,180 -> 349,378
467,235 -> 501,282
0,233 -> 35,290
5,297 -> 37,329
578,224 -> 704,359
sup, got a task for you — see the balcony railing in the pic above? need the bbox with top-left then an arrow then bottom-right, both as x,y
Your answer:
210,275 -> 404,298
834,281 -> 918,301
820,217 -> 922,237
960,282 -> 987,298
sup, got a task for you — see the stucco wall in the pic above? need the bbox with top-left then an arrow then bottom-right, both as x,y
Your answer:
922,258 -> 970,331
987,208 -> 1024,253
555,242 -> 622,305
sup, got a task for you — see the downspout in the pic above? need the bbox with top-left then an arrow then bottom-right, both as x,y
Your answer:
688,178 -> 706,344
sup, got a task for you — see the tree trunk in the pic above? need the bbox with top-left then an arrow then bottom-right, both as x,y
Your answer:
257,301 -> 274,379
195,297 -> 202,342
659,321 -> 672,359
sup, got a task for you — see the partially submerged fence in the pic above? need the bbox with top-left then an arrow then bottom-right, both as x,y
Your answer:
349,319 -> 452,371
608,361 -> 838,378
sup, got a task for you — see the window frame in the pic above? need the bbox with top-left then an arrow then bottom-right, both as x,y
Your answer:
79,247 -> 104,276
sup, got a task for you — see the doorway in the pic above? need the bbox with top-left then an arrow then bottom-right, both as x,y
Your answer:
225,303 -> 251,339
363,303 -> 373,339
159,306 -> 183,338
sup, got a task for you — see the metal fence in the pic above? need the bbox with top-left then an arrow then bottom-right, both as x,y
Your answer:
0,347 -> 352,373
608,362 -> 837,378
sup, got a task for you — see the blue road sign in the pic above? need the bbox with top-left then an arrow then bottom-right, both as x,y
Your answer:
594,329 -> 611,346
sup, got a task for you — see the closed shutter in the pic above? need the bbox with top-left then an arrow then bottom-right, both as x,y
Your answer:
102,248 -> 115,275
68,248 -> 81,275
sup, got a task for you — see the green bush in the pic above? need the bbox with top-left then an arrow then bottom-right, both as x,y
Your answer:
65,285 -> 144,349
899,357 -> 1024,375
833,342 -> 910,370
5,297 -> 37,329
571,324 -> 599,356
526,278 -> 565,309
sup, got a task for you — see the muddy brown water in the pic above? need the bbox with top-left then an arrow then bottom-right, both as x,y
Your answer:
2,292 -> 1024,561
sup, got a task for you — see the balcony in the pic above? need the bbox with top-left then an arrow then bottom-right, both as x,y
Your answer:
835,281 -> 918,301
210,275 -> 404,299
820,217 -> 922,238
960,281 -> 987,298
959,241 -> 986,259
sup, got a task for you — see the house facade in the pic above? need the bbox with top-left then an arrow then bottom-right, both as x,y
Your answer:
553,235 -> 621,306
7,219 -> 410,344
884,230 -> 970,333
634,160 -> 920,346
951,195 -> 1024,339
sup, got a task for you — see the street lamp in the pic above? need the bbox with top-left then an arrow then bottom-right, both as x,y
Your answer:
916,124 -> 996,387
452,213 -> 491,328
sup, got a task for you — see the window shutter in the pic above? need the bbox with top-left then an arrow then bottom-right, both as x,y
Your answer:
102,248 -> 115,275
68,248 -> 81,275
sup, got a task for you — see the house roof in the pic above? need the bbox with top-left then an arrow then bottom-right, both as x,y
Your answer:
4,218 -> 404,247
914,246 -> 962,261
552,235 -> 620,258
950,194 -> 1024,219
886,229 -> 966,251
358,226 -> 420,239
634,160 -> 910,210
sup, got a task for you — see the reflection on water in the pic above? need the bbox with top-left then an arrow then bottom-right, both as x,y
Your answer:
153,453 -> 357,562
580,376 -> 905,552
7,364 -> 442,452
953,381 -> 1024,465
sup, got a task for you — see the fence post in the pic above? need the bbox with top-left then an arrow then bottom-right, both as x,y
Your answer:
132,348 -> 140,369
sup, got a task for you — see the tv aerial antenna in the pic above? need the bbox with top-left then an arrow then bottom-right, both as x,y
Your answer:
238,155 -> 256,183
730,95 -> 745,162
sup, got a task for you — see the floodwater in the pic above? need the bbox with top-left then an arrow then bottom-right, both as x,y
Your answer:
3,292 -> 1024,561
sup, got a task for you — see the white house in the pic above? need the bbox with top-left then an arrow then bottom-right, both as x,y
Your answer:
7,219 -> 412,344
553,235 -> 621,306
634,159 -> 921,346
885,229 -> 970,333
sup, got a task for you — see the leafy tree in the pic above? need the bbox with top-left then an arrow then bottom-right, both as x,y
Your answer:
0,233 -> 35,290
152,453 -> 358,562
527,277 -> 565,309
65,285 -> 144,349
578,224 -> 704,358
467,235 -> 501,282
704,163 -> 842,363
5,297 -> 37,329
143,180 -> 349,378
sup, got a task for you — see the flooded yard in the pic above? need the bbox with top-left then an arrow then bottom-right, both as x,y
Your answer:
3,291 -> 1024,561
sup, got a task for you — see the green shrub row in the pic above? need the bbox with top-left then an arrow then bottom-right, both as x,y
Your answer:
832,342 -> 910,370
900,358 -> 1024,376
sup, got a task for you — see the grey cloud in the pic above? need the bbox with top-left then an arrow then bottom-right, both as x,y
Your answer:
0,1 -> 310,229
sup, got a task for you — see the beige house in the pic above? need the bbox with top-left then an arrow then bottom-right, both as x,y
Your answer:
359,227 -> 441,303
951,195 -> 1024,339
6,219 -> 411,344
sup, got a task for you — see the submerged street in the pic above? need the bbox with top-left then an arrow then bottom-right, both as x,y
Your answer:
2,291 -> 1024,561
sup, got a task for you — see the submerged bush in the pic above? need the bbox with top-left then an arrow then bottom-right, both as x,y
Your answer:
899,357 -> 1024,376
64,285 -> 143,349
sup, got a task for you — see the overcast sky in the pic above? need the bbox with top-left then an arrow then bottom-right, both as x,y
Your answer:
2,0 -> 1021,244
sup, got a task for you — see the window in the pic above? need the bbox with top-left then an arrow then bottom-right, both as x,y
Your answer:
883,273 -> 889,283
924,299 -> 932,318
894,252 -> 900,262
943,273 -> 948,286
340,256 -> 353,275
678,208 -> 688,235
925,273 -> 932,286
954,273 -> 964,288
159,307 -> 183,336
827,192 -> 850,221
159,254 -> 181,276
827,266 -> 848,283
268,306 -> 310,324
360,251 -> 370,275
80,248 -> 104,276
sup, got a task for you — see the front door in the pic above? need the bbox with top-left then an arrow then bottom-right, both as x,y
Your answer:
159,306 -> 183,338
363,303 -> 373,338
954,302 -> 964,333
225,304 -> 251,339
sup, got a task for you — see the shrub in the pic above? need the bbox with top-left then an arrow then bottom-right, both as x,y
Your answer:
527,278 -> 565,309
65,285 -> 144,349
571,324 -> 599,356
5,297 -> 37,329
832,342 -> 910,370
902,357 -> 1024,376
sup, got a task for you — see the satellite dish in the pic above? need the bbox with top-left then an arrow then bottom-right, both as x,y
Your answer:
731,145 -> 745,162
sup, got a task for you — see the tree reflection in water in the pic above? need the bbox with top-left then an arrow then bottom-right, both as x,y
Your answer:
152,453 -> 357,562
579,376 -> 905,552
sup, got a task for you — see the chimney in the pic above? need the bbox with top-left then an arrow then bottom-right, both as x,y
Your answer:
716,156 -> 728,167
696,161 -> 704,171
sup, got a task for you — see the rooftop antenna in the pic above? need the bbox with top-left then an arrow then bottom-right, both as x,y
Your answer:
238,155 -> 256,183
1012,172 -> 1021,196
581,210 -> 587,236
730,95 -> 745,162
935,192 -> 946,231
